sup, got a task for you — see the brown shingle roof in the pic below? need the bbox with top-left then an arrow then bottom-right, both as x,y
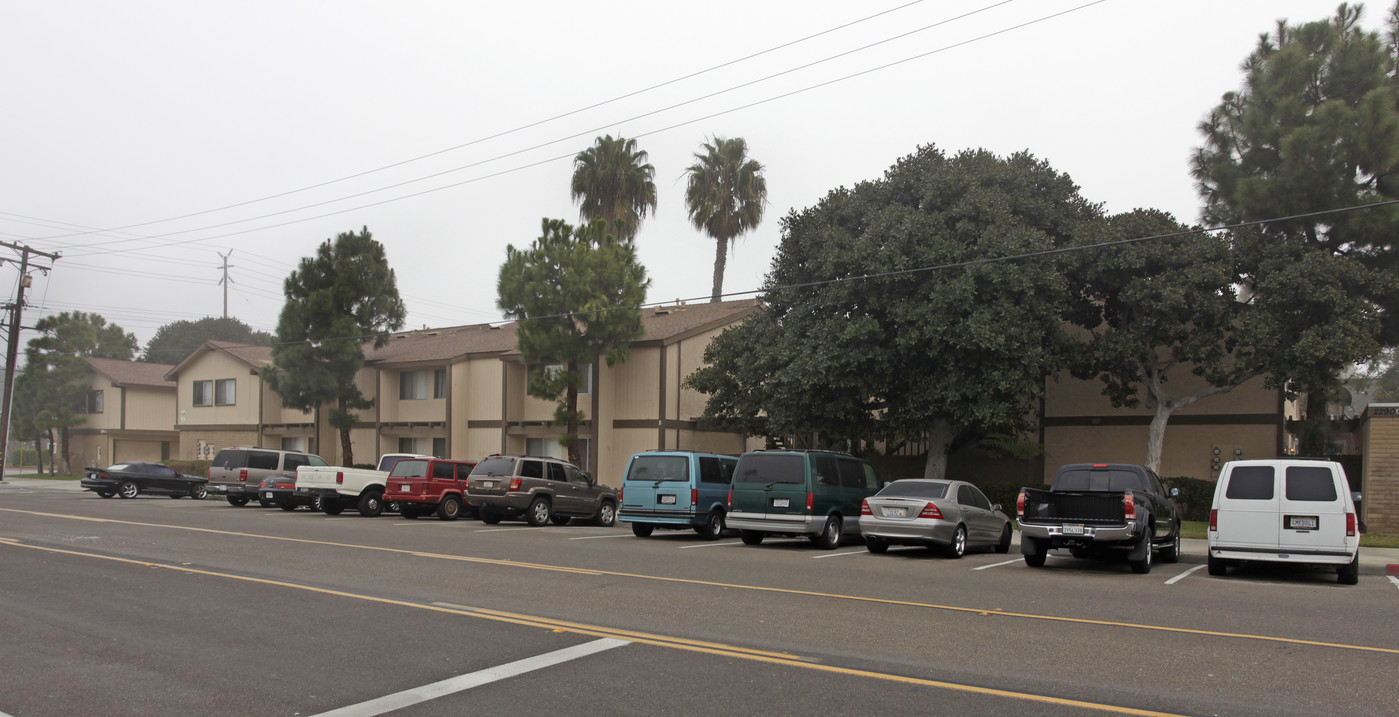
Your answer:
87,357 -> 176,389
366,323 -> 519,367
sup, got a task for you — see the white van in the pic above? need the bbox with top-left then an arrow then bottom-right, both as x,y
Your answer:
1208,459 -> 1360,584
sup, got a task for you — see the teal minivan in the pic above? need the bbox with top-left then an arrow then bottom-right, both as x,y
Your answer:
726,450 -> 883,549
619,450 -> 737,539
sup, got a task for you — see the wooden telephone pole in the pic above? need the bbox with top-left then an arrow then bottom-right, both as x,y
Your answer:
0,242 -> 61,482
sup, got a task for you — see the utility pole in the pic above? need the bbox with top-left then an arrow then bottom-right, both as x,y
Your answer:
0,242 -> 61,483
217,249 -> 234,319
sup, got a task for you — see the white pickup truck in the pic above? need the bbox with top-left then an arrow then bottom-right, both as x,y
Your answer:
295,453 -> 430,517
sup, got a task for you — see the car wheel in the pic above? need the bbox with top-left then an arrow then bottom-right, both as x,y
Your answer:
812,515 -> 843,550
227,495 -> 250,507
357,491 -> 384,518
696,510 -> 724,540
387,501 -> 401,514
258,496 -> 275,509
1338,551 -> 1359,585
1207,553 -> 1227,576
865,537 -> 889,554
278,502 -> 297,512
1022,536 -> 1047,567
437,496 -> 462,521
1129,526 -> 1153,574
944,524 -> 967,559
96,490 -> 115,499
479,509 -> 501,525
322,499 -> 345,516
594,501 -> 617,527
740,530 -> 764,546
189,484 -> 208,500
526,497 -> 552,527
995,525 -> 1012,554
631,523 -> 654,537
117,481 -> 139,499
1159,528 -> 1181,563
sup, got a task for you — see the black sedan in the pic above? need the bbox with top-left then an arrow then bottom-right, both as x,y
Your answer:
81,462 -> 208,500
258,473 -> 319,511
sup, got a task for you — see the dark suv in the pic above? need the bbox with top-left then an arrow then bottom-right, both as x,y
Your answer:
466,454 -> 618,527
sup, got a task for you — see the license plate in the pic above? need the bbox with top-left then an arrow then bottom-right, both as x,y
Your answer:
1287,515 -> 1318,530
400,485 -> 411,492
263,492 -> 273,499
659,495 -> 676,505
888,507 -> 907,518
773,498 -> 790,508
1063,524 -> 1085,536
482,481 -> 495,489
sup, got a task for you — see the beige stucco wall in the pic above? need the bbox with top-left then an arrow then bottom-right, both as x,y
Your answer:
176,352 -> 260,427
125,387 -> 176,431
1043,423 -> 1283,484
178,429 -> 260,460
113,439 -> 167,463
1362,407 -> 1399,534
1046,371 -> 1280,418
78,373 -> 120,430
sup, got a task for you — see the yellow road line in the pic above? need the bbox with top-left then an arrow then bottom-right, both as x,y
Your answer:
0,538 -> 1185,717
4,506 -> 1397,656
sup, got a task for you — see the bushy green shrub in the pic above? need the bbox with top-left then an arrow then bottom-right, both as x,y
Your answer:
167,460 -> 211,477
1161,475 -> 1215,522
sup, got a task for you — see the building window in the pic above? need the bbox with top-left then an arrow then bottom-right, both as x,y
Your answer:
542,363 -> 593,394
193,380 -> 213,407
400,370 -> 437,400
432,437 -> 447,457
87,390 -> 104,414
215,378 -> 235,406
433,368 -> 447,399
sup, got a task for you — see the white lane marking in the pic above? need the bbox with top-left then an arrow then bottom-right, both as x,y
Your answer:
973,559 -> 1021,571
568,534 -> 633,540
811,550 -> 866,559
1164,565 -> 1206,585
473,527 -> 539,533
1388,576 -> 1399,592
312,638 -> 628,717
679,541 -> 744,549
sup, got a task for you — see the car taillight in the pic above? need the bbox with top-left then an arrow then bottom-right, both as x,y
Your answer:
691,489 -> 698,507
919,502 -> 944,520
1209,509 -> 1217,532
1346,513 -> 1356,537
278,483 -> 293,490
618,487 -> 624,502
509,478 -> 522,492
860,499 -> 871,516
1016,491 -> 1026,518
239,469 -> 248,482
336,471 -> 344,485
1123,492 -> 1136,521
726,488 -> 732,507
805,492 -> 813,512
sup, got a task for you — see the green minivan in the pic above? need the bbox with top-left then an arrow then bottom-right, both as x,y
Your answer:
726,450 -> 883,549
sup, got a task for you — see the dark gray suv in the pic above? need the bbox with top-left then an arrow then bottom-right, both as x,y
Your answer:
466,454 -> 618,527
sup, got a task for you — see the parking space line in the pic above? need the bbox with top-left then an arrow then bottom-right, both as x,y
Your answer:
569,534 -> 633,540
973,559 -> 1020,571
811,550 -> 865,559
678,541 -> 743,549
1164,565 -> 1206,585
1388,576 -> 1399,592
473,527 -> 537,533
311,638 -> 629,717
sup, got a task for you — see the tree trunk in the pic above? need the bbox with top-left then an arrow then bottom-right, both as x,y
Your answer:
338,396 -> 354,467
46,429 -> 55,475
60,426 -> 72,475
565,360 -> 580,467
35,438 -> 44,475
1144,401 -> 1171,475
922,419 -> 957,479
711,238 -> 729,303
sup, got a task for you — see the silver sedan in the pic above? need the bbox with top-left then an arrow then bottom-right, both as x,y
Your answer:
859,479 -> 1012,558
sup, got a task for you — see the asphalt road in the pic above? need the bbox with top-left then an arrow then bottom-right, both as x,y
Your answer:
1,482 -> 1396,716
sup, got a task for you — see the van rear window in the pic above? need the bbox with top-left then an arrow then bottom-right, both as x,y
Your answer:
627,456 -> 689,483
1285,467 -> 1338,502
1224,466 -> 1274,500
391,460 -> 428,478
735,454 -> 804,484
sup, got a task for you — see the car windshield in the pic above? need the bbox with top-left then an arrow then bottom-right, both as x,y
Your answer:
734,454 -> 804,484
627,456 -> 689,482
390,460 -> 429,478
471,457 -> 517,477
875,480 -> 948,499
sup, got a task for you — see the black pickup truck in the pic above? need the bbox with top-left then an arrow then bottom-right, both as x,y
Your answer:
1016,463 -> 1181,574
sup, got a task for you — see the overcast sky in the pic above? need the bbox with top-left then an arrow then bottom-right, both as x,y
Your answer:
0,0 -> 1368,362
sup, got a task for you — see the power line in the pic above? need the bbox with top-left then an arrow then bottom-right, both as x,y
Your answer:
52,1 -> 1104,258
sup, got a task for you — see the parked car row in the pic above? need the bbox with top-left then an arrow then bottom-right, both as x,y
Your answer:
77,448 -> 1364,583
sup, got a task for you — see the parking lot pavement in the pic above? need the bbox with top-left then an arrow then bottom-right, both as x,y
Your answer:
0,476 -> 84,491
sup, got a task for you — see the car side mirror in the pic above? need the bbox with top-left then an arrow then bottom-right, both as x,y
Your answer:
991,504 -> 1002,513
1351,491 -> 1363,503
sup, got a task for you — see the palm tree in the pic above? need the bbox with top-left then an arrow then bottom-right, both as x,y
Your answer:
570,135 -> 657,241
683,136 -> 767,302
